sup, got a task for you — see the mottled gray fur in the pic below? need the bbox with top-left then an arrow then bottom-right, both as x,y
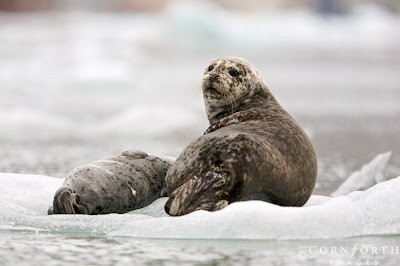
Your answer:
49,150 -> 174,215
164,57 -> 318,216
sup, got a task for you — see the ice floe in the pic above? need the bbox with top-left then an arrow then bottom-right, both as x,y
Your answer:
0,152 -> 398,240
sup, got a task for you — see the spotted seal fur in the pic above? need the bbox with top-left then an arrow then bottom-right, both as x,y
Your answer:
164,56 -> 318,216
49,150 -> 174,215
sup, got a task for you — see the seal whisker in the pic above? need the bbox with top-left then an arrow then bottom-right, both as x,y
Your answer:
222,93 -> 230,113
226,91 -> 236,114
222,90 -> 235,115
185,87 -> 201,104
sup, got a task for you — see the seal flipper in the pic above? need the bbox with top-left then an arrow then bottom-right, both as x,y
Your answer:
165,171 -> 234,216
160,188 -> 168,197
52,187 -> 88,215
119,150 -> 148,159
240,193 -> 272,203
71,193 -> 88,214
55,188 -> 75,214
211,200 -> 228,211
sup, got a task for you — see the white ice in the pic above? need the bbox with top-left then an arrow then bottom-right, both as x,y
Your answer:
0,152 -> 398,240
331,151 -> 392,197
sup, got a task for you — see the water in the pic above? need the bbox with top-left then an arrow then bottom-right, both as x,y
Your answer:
1,2 -> 400,265
1,165 -> 400,265
2,234 -> 398,266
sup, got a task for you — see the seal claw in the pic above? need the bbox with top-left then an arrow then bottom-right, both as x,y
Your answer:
211,200 -> 229,211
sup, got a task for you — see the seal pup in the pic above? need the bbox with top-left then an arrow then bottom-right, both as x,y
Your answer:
164,56 -> 318,216
49,150 -> 174,215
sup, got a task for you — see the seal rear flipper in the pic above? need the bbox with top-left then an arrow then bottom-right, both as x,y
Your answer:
53,188 -> 75,214
52,187 -> 88,214
165,171 -> 234,216
70,193 -> 88,214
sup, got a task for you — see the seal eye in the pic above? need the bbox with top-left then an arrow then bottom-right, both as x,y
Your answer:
228,69 -> 239,77
208,65 -> 214,72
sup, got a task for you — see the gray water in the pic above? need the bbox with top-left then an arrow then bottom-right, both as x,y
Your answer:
1,3 -> 400,265
1,232 -> 399,266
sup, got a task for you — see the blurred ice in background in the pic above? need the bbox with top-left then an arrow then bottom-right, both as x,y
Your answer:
0,0 -> 399,193
1,1 -> 400,265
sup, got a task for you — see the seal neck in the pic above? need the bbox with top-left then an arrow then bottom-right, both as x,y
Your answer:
207,91 -> 278,125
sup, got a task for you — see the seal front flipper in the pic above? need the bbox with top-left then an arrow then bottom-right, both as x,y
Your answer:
119,150 -> 148,159
211,200 -> 229,211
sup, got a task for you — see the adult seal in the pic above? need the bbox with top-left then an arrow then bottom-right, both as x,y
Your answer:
49,150 -> 174,215
164,56 -> 318,216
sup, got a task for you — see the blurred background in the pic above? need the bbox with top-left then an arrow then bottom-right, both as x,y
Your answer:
0,0 -> 399,195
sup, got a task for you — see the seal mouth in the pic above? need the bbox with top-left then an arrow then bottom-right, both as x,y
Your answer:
205,87 -> 221,96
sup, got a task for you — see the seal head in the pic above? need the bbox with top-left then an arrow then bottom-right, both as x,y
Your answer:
202,57 -> 271,125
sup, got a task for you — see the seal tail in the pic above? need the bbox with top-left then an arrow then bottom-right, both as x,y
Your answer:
50,187 -> 88,215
